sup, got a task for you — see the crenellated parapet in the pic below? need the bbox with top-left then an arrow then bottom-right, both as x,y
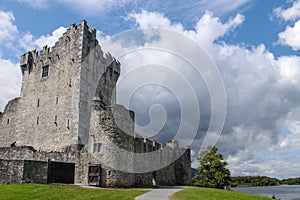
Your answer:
19,20 -> 98,77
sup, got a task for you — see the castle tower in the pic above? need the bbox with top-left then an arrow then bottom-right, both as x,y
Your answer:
13,20 -> 119,151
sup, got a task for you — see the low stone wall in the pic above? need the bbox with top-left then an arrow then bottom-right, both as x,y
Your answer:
0,159 -> 24,184
23,160 -> 48,183
89,106 -> 191,187
0,145 -> 88,184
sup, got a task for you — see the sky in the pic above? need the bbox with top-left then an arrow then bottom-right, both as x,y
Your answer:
0,0 -> 300,179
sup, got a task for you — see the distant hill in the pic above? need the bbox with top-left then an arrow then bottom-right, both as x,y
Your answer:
231,176 -> 300,187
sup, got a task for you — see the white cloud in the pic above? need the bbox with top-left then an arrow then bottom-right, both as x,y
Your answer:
278,55 -> 300,84
129,10 -> 184,31
278,19 -> 300,51
198,0 -> 254,15
124,10 -> 300,178
0,59 -> 21,111
192,11 -> 244,47
14,0 -> 48,9
130,10 -> 244,50
19,27 -> 66,51
14,0 -> 253,18
57,0 -> 129,15
0,10 -> 17,42
0,10 -> 66,111
274,0 -> 300,21
0,10 -> 18,51
33,27 -> 67,48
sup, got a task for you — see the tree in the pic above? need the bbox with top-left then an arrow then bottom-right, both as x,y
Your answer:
193,146 -> 231,189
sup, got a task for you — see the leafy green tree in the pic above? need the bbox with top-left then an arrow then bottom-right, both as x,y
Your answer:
193,146 -> 231,189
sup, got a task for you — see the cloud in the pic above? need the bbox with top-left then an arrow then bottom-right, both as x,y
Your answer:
0,10 -> 66,111
278,55 -> 300,84
117,10 -> 300,178
277,19 -> 300,51
13,0 -> 48,9
19,27 -> 66,51
33,27 -> 67,48
14,0 -> 253,20
0,59 -> 21,111
130,10 -> 244,49
0,10 -> 18,52
129,10 -> 184,30
274,0 -> 300,21
197,0 -> 254,15
57,0 -> 129,15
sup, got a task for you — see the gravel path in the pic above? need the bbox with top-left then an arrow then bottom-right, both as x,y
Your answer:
135,186 -> 185,200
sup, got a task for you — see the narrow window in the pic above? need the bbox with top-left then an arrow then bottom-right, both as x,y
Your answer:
103,73 -> 107,85
66,119 -> 70,129
108,67 -> 112,77
54,115 -> 57,125
68,79 -> 72,87
93,143 -> 102,153
37,99 -> 40,108
41,65 -> 49,77
56,97 -> 59,104
7,119 -> 9,124
36,117 -> 39,125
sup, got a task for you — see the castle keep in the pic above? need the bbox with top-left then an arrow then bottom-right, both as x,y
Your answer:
0,21 -> 191,187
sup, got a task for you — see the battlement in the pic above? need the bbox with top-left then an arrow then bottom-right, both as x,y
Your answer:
20,20 -> 97,75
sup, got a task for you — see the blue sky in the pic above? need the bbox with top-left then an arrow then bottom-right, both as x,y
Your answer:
0,0 -> 300,179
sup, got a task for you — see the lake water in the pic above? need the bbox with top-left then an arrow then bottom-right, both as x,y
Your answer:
232,185 -> 300,200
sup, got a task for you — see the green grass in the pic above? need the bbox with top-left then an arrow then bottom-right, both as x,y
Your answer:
170,187 -> 273,200
0,184 -> 149,200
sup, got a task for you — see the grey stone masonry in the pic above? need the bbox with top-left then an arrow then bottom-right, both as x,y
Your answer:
0,98 -> 19,147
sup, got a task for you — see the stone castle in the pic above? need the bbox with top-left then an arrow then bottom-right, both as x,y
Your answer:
0,20 -> 191,187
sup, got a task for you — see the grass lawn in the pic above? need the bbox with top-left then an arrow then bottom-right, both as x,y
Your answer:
0,184 -> 149,200
170,187 -> 273,200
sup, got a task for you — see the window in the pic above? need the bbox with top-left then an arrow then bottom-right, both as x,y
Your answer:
7,119 -> 9,124
37,99 -> 40,108
56,97 -> 59,104
103,77 -> 107,85
68,79 -> 72,87
108,67 -> 112,77
36,117 -> 39,125
93,143 -> 102,153
20,64 -> 26,74
66,119 -> 70,129
54,115 -> 57,125
41,65 -> 49,77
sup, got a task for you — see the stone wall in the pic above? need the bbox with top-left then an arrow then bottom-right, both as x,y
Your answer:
23,160 -> 48,183
0,98 -> 19,147
0,159 -> 24,184
89,100 -> 191,187
0,145 -> 88,184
